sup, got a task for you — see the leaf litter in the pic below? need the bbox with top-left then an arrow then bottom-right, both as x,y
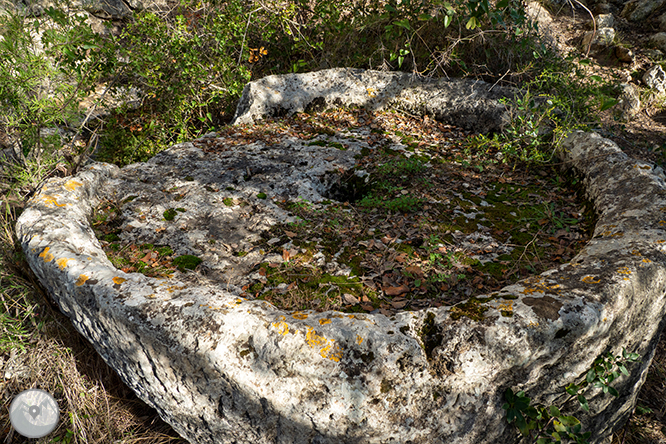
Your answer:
92,107 -> 596,316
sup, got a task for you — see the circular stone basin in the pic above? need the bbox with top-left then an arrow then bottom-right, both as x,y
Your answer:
16,69 -> 666,444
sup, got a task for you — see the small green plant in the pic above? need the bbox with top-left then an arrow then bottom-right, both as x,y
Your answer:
504,348 -> 640,443
172,255 -> 203,271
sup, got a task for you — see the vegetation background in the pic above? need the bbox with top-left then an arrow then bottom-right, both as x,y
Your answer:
0,0 -> 665,442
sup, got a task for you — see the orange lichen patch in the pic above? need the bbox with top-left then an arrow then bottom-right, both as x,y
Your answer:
635,164 -> 652,170
320,342 -> 343,362
658,240 -> 666,243
617,267 -> 632,275
643,258 -> 652,263
292,312 -> 308,320
41,195 -> 68,207
528,321 -> 539,328
631,250 -> 642,256
55,257 -> 71,270
522,280 -> 560,295
306,326 -> 343,362
64,179 -> 83,191
39,247 -> 54,262
272,315 -> 290,335
356,335 -> 364,345
660,221 -> 666,227
497,301 -> 514,313
319,318 -> 332,325
366,88 -> 376,97
75,274 -> 89,286
598,224 -> 623,237
166,285 -> 186,293
235,298 -> 244,304
112,277 -> 126,285
582,275 -> 601,284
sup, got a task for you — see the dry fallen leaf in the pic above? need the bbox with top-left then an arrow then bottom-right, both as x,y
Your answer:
405,265 -> 424,278
343,294 -> 359,305
285,230 -> 297,237
384,284 -> 409,296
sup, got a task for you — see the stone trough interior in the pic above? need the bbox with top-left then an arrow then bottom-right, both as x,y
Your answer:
16,68 -> 666,444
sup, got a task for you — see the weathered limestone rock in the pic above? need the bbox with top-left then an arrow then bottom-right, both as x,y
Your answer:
617,83 -> 641,118
621,0 -> 666,21
614,46 -> 634,63
643,64 -> 666,94
582,27 -> 616,51
526,1 -> 564,51
650,32 -> 666,54
232,68 -> 517,134
16,69 -> 666,444
659,11 -> 666,30
592,13 -> 615,28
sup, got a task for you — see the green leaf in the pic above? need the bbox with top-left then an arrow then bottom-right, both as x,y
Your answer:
443,15 -> 452,27
565,384 -> 579,396
550,405 -> 561,416
578,394 -> 589,412
608,386 -> 620,397
418,13 -> 433,20
553,420 -> 566,433
589,75 -> 602,82
586,369 -> 596,383
465,16 -> 478,30
560,416 -> 580,427
394,19 -> 412,30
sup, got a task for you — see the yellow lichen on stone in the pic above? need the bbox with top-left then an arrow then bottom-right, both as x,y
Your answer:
660,221 -> 666,227
41,195 -> 68,207
356,335 -> 363,345
39,247 -> 54,262
366,88 -> 376,97
616,267 -> 631,275
55,257 -> 71,270
528,321 -> 539,328
64,179 -> 83,191
305,327 -> 342,362
75,275 -> 89,286
274,322 -> 289,335
319,318 -> 331,325
643,258 -> 652,263
320,342 -> 343,362
292,312 -> 308,320
113,277 -> 126,285
306,327 -> 327,347
631,250 -> 642,256
582,275 -> 601,284
498,301 -> 514,313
